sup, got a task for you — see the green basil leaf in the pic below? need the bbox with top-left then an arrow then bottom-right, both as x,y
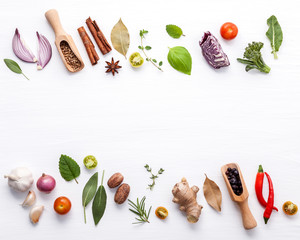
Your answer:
82,172 -> 98,223
168,46 -> 192,75
92,170 -> 107,225
166,25 -> 184,39
59,154 -> 81,183
159,61 -> 163,66
145,46 -> 151,50
266,15 -> 283,59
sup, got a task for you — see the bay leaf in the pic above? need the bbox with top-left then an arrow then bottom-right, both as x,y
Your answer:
111,18 -> 130,59
82,172 -> 98,223
92,170 -> 107,225
203,174 -> 222,212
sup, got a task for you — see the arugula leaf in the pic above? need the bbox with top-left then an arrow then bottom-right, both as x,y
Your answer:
166,25 -> 184,39
59,154 -> 81,183
168,46 -> 192,75
266,15 -> 283,59
92,170 -> 107,225
4,59 -> 29,80
82,172 -> 98,223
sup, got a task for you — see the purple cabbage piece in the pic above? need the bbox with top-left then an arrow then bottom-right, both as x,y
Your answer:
199,31 -> 230,69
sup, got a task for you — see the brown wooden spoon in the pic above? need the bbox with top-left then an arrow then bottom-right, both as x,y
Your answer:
45,9 -> 84,73
221,163 -> 257,230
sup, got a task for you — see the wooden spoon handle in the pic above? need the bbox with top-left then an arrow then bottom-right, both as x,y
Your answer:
238,199 -> 257,230
45,9 -> 66,37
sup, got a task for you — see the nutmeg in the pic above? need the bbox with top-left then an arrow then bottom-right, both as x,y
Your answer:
114,183 -> 130,204
107,173 -> 124,188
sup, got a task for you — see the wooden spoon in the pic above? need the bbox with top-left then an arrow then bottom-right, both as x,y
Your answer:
45,9 -> 84,73
221,163 -> 257,230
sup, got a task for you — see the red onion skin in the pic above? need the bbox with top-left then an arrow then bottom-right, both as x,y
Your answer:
36,173 -> 56,193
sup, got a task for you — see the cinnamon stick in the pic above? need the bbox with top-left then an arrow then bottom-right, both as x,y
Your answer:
77,26 -> 99,65
86,17 -> 112,55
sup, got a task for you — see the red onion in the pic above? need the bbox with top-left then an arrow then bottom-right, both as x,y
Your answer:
12,28 -> 37,63
36,32 -> 52,70
36,173 -> 56,193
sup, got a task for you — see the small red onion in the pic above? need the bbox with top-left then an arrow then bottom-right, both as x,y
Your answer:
12,28 -> 37,63
36,32 -> 52,70
36,173 -> 56,193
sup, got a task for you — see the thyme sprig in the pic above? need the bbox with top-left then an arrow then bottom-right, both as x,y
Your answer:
128,196 -> 152,224
145,164 -> 164,190
138,30 -> 163,71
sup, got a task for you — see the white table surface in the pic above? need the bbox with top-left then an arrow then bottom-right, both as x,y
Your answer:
1,0 -> 300,239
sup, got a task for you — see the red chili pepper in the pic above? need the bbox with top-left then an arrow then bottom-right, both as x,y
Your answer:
263,172 -> 275,224
255,165 -> 278,211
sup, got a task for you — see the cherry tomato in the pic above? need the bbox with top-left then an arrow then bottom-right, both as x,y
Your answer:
54,196 -> 72,215
155,206 -> 168,220
283,201 -> 298,216
220,22 -> 238,40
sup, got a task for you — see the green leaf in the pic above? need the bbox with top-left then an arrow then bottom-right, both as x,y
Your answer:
4,59 -> 29,80
59,154 -> 81,183
82,172 -> 98,223
152,59 -> 157,63
92,170 -> 107,225
159,61 -> 163,66
166,25 -> 184,39
168,46 -> 192,75
145,46 -> 152,50
266,15 -> 283,59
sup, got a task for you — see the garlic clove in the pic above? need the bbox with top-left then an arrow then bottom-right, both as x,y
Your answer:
21,190 -> 36,207
30,205 -> 44,224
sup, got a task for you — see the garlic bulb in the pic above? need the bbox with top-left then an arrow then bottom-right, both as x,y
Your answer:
21,190 -> 36,207
30,205 -> 44,224
4,167 -> 34,192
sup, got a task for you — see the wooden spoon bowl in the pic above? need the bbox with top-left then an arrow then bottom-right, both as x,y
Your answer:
221,163 -> 257,230
45,9 -> 84,73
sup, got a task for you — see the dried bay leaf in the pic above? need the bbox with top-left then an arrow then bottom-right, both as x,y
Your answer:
203,174 -> 222,212
111,18 -> 130,58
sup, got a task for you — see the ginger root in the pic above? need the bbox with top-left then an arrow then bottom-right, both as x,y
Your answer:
172,177 -> 203,223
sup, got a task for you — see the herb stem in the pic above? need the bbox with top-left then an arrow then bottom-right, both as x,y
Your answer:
74,178 -> 78,184
140,36 -> 163,72
22,72 -> 29,80
101,170 -> 105,185
84,207 -> 87,224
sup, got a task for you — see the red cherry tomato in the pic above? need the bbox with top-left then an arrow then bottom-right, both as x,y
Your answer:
220,22 -> 238,40
54,196 -> 72,215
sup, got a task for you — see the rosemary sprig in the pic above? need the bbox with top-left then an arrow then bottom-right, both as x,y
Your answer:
128,196 -> 151,224
138,30 -> 163,71
145,164 -> 164,190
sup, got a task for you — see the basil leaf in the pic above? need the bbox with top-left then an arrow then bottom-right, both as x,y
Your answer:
166,25 -> 184,39
59,154 -> 81,183
266,15 -> 283,59
4,59 -> 29,80
82,172 -> 98,223
167,46 -> 192,75
92,170 -> 107,225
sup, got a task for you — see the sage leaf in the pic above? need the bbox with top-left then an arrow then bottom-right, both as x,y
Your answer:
92,170 -> 107,225
266,15 -> 283,59
167,46 -> 192,75
111,18 -> 130,59
59,154 -> 81,184
4,59 -> 29,80
166,25 -> 184,39
203,174 -> 222,212
82,172 -> 98,223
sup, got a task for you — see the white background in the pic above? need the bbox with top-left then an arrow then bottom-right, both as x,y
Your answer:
0,0 -> 299,239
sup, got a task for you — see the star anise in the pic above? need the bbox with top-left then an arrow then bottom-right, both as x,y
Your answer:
105,58 -> 122,76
